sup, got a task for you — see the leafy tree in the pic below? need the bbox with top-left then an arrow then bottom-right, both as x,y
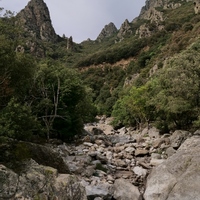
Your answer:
0,9 -> 36,108
31,63 -> 96,141
147,41 -> 200,130
112,85 -> 154,129
0,98 -> 41,141
0,38 -> 36,108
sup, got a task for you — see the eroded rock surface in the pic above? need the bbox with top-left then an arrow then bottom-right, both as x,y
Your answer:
0,160 -> 86,200
97,22 -> 117,41
144,135 -> 200,200
17,0 -> 57,42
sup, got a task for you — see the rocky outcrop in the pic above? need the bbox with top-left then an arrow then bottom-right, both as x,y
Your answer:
117,19 -> 132,38
136,23 -> 153,38
97,22 -> 117,41
139,0 -> 194,20
0,140 -> 70,174
139,0 -> 189,17
67,36 -> 74,50
16,0 -> 57,42
136,0 -> 192,38
0,160 -> 86,200
140,7 -> 164,23
144,135 -> 200,200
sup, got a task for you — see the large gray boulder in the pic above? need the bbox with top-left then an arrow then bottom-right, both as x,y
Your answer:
144,136 -> 200,200
0,160 -> 87,200
111,178 -> 141,200
0,141 -> 70,173
169,130 -> 190,149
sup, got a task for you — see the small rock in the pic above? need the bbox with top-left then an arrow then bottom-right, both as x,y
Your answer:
96,154 -> 108,164
135,149 -> 149,156
148,127 -> 160,139
125,146 -> 135,154
94,197 -> 103,200
152,138 -> 165,148
151,153 -> 161,159
107,175 -> 115,182
106,151 -> 113,161
95,140 -> 104,145
133,166 -> 148,177
166,147 -> 176,157
85,182 -> 111,199
150,158 -> 165,166
83,142 -> 93,147
114,159 -> 127,167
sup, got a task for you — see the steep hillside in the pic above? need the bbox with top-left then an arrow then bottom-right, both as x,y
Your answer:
74,0 -> 199,122
1,0 -> 200,133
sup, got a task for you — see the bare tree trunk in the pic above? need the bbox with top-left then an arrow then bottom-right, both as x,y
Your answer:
42,76 -> 61,141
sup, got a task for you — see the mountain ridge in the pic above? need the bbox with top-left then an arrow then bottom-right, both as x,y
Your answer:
16,0 -> 58,42
15,0 -> 196,44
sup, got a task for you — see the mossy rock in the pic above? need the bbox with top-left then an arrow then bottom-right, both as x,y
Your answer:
0,140 -> 70,174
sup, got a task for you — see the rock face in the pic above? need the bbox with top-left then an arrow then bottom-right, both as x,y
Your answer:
97,22 -> 117,41
117,19 -> 132,38
0,160 -> 87,200
17,0 -> 57,42
135,0 -> 193,38
139,0 -> 194,19
67,36 -> 74,50
144,136 -> 200,200
139,0 -> 190,16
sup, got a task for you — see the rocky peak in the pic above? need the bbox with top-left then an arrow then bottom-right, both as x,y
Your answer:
117,19 -> 132,38
17,0 -> 57,42
139,0 -> 193,21
96,22 -> 117,41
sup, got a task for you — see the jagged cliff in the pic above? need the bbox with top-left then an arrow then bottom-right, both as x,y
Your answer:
16,0 -> 57,42
96,0 -> 195,41
133,0 -> 195,38
117,19 -> 132,38
138,0 -> 193,21
97,22 -> 118,41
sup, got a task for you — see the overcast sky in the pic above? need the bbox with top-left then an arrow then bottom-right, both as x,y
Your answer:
1,0 -> 146,43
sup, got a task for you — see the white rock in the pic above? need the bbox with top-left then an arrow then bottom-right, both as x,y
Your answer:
107,175 -> 115,182
106,151 -> 113,160
83,142 -> 93,147
151,153 -> 161,159
133,166 -> 147,177
125,146 -> 135,153
148,127 -> 160,139
150,158 -> 165,166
